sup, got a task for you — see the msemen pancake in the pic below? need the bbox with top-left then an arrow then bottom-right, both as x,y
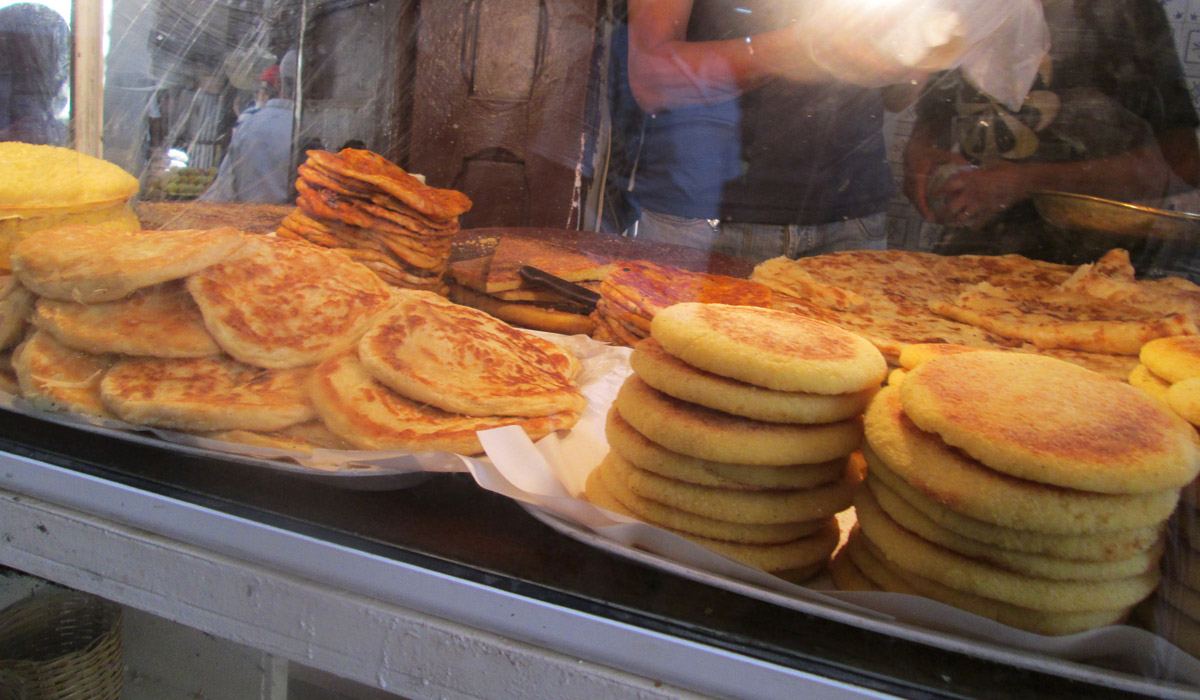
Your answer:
0,275 -> 33,350
13,226 -> 245,303
187,235 -> 396,369
899,351 -> 1200,494
630,338 -> 875,424
651,302 -> 886,394
12,330 -> 112,417
615,375 -> 863,466
33,281 -> 219,357
864,387 -> 1180,534
310,350 -> 580,455
100,356 -> 314,431
359,290 -> 584,417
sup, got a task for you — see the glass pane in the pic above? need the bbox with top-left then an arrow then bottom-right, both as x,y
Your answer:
0,0 -> 71,146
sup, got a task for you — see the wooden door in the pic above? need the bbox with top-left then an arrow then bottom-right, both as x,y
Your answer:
408,0 -> 604,230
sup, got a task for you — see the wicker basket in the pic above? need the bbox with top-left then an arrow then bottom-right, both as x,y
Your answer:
0,589 -> 123,700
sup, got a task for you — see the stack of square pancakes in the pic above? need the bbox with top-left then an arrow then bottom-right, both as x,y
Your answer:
585,302 -> 886,581
276,148 -> 471,295
1135,336 -> 1200,656
589,261 -> 773,347
833,349 -> 1200,636
1,226 -> 583,457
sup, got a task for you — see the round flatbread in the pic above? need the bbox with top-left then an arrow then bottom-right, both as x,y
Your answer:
1141,335 -> 1200,384
863,477 -> 1163,581
854,487 -> 1161,613
606,407 -> 847,490
651,302 -> 887,394
100,356 -> 315,431
0,275 -> 34,350
12,226 -> 245,303
1168,377 -> 1200,427
864,386 -> 1181,534
630,338 -> 875,424
615,374 -> 863,466
33,281 -> 220,358
309,350 -> 579,455
864,448 -> 1166,562
12,330 -> 112,417
594,452 -> 832,543
899,351 -> 1200,494
187,235 -> 397,369
1129,363 -> 1172,405
358,290 -> 584,417
610,446 -> 860,525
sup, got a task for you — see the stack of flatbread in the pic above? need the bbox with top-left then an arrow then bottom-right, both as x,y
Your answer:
276,148 -> 471,295
832,350 -> 1198,636
0,226 -> 583,457
0,142 -> 141,272
448,236 -> 614,336
753,248 -> 1200,379
591,261 -> 773,347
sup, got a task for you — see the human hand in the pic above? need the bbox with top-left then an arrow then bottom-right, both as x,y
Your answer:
780,22 -> 929,87
902,141 -> 967,221
935,161 -> 1032,228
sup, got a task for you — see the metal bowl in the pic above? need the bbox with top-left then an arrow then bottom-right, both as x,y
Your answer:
1032,190 -> 1200,241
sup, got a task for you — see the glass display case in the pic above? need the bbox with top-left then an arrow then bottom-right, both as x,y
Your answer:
3,1 -> 1200,698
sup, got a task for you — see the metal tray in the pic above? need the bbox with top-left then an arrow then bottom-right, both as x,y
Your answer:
1033,190 -> 1200,241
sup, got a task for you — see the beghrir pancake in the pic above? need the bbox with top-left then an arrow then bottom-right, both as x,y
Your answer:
864,387 -> 1181,534
863,476 -> 1163,581
845,530 -> 1133,635
0,275 -> 33,350
1141,335 -> 1200,384
309,350 -> 580,455
605,408 -> 847,490
651,303 -> 887,394
615,375 -> 863,466
12,330 -> 113,417
630,338 -> 875,424
33,281 -> 219,358
186,235 -> 397,369
358,291 -> 584,417
853,486 -> 1161,613
591,452 -> 832,543
12,226 -> 245,303
99,356 -> 314,432
303,149 -> 472,222
899,351 -> 1200,494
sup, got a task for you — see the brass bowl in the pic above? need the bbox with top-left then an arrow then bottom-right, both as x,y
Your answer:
1032,190 -> 1200,241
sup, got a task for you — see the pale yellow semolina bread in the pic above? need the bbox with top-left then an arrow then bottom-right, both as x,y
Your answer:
1129,363 -> 1172,405
853,486 -> 1161,613
864,386 -> 1181,533
629,337 -> 876,424
863,448 -> 1167,562
847,530 -> 1134,635
897,342 -> 988,370
898,351 -> 1200,494
100,356 -> 315,432
12,330 -> 113,417
1167,377 -> 1200,426
187,235 -> 396,369
606,407 -> 848,490
1141,335 -> 1200,384
614,374 -> 863,466
358,290 -> 584,418
0,275 -> 34,350
650,302 -> 887,394
0,143 -> 138,212
593,451 -> 834,542
309,350 -> 579,455
13,226 -> 245,303
33,281 -> 220,358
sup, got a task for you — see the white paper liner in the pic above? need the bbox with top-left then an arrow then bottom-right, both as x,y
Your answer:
473,337 -> 1200,696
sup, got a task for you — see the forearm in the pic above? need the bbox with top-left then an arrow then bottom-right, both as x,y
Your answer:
1017,142 -> 1171,203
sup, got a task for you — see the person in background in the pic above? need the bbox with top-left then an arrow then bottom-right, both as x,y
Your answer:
202,52 -> 298,203
609,0 -> 925,263
903,0 -> 1200,278
0,2 -> 69,146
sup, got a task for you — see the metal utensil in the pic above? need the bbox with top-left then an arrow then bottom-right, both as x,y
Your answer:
1032,190 -> 1200,241
519,265 -> 601,312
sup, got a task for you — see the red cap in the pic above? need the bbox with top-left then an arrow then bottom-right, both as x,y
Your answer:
259,65 -> 281,91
